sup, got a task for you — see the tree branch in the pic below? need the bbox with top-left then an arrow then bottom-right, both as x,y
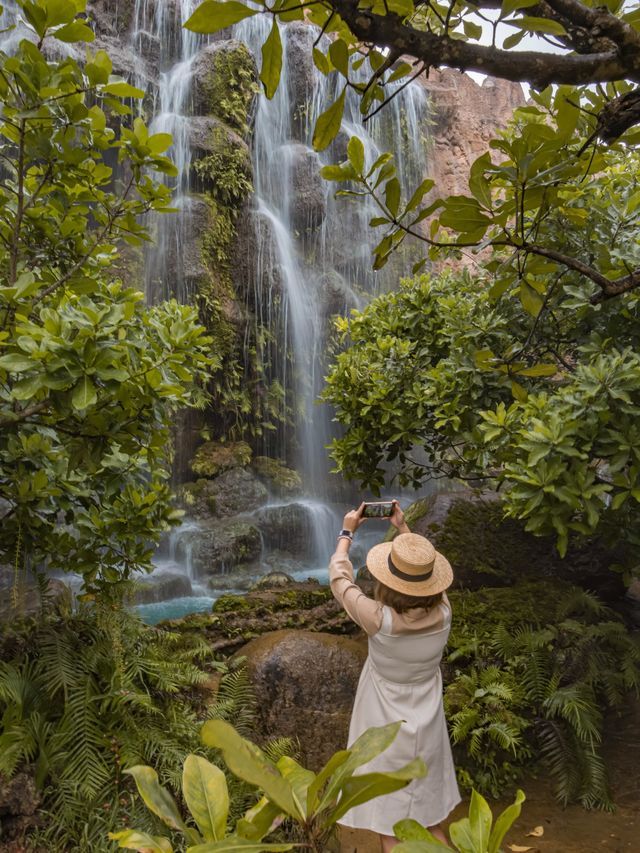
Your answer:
325,0 -> 640,86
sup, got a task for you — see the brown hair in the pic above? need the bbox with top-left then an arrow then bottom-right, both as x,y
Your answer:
374,580 -> 443,614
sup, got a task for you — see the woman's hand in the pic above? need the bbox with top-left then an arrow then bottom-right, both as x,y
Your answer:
390,500 -> 410,533
342,502 -> 365,534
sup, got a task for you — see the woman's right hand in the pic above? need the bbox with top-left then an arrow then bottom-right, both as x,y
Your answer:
390,499 -> 408,532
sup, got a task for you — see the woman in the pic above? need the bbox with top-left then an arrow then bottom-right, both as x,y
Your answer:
329,500 -> 460,851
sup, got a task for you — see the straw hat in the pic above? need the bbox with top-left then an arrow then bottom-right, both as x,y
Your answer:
366,532 -> 453,597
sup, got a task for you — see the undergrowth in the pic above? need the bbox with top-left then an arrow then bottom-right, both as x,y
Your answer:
446,582 -> 640,808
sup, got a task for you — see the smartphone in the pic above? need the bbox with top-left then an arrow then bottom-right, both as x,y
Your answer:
362,501 -> 394,519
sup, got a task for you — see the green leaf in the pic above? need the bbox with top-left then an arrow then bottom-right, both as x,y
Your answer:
0,354 -> 34,372
147,133 -> 173,154
183,755 -> 229,842
347,136 -> 365,175
125,766 -> 189,833
260,19 -> 282,100
405,179 -> 434,214
276,756 -> 315,820
72,376 -> 97,410
511,380 -> 528,402
306,749 -> 350,813
328,758 -> 426,823
463,20 -> 482,40
393,841 -> 451,852
387,0 -> 414,15
501,0 -> 538,15
488,789 -> 525,853
102,81 -> 145,99
502,30 -> 525,49
517,363 -> 557,377
312,86 -> 346,152
312,47 -> 330,75
184,0 -> 257,33
393,820 -> 432,841
329,39 -> 349,78
235,797 -> 283,842
439,196 -> 492,235
469,789 -> 492,851
109,830 -> 173,853
519,281 -> 544,317
468,153 -> 493,209
54,21 -> 95,42
513,15 -> 567,34
187,841 -> 293,852
200,720 -> 297,817
385,178 -> 401,218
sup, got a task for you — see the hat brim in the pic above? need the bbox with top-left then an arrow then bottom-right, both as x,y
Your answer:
366,541 -> 453,597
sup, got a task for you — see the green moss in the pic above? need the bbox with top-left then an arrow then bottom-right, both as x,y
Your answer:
194,125 -> 252,207
204,43 -> 258,133
252,456 -> 302,495
384,495 -> 435,541
190,441 -> 252,478
213,594 -> 254,614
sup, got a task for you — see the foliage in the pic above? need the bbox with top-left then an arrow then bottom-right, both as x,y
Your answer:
444,583 -> 640,807
111,753 -> 294,853
394,788 -> 525,853
0,603 -> 217,851
0,0 -> 212,595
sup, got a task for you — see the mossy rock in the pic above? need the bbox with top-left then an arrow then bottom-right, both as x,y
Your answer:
213,594 -> 254,614
384,494 -> 437,542
252,456 -> 302,496
191,40 -> 258,131
252,571 -> 296,590
190,441 -> 252,478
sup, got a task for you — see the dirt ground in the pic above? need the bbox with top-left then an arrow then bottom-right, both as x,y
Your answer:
340,701 -> 640,853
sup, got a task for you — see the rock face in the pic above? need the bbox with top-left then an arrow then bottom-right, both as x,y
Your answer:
180,469 -> 268,519
285,144 -> 326,232
133,570 -> 192,604
0,769 -> 41,847
190,440 -> 253,478
174,518 -> 262,576
251,457 -> 302,497
191,40 -> 257,127
256,503 -> 314,558
239,630 -> 367,769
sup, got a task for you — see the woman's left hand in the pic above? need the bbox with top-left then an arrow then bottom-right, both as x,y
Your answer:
342,502 -> 366,533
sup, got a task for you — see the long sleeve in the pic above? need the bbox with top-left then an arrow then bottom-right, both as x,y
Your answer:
329,552 -> 383,635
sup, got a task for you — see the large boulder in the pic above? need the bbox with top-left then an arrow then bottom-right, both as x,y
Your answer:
0,768 -> 41,846
190,440 -> 252,478
133,570 -> 192,604
191,40 -> 257,129
285,144 -> 326,232
232,207 -> 284,303
189,118 -> 252,205
0,565 -> 69,622
284,22 -> 317,140
239,630 -> 367,769
180,468 -> 268,519
173,518 -> 262,577
255,502 -> 314,558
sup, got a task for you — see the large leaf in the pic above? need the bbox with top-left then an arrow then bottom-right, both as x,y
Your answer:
393,842 -> 452,852
448,817 -> 479,853
468,789 -> 492,851
260,19 -> 282,100
488,789 -> 525,853
125,766 -> 189,833
184,0 -> 258,33
235,797 -> 283,841
276,755 -> 315,820
328,757 -> 426,823
393,820 -> 432,841
306,749 -> 350,813
200,720 -> 297,817
72,376 -> 97,410
0,353 -> 34,372
312,86 -> 346,152
183,755 -> 229,842
187,841 -> 293,852
109,830 -> 173,853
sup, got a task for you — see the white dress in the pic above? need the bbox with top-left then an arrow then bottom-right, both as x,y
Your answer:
329,555 -> 460,836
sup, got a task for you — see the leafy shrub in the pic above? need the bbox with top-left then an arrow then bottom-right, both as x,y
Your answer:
445,583 -> 640,807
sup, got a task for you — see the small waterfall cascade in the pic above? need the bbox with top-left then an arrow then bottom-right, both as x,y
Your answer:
235,18 -> 430,498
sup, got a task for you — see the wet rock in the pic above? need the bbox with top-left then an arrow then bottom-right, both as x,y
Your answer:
251,456 -> 302,497
174,518 -> 262,576
0,768 -> 41,846
191,40 -> 257,129
255,502 -> 314,558
285,22 -> 316,140
133,571 -> 192,604
240,630 -> 367,769
132,28 -> 161,68
286,144 -> 326,232
190,440 -> 252,478
180,468 -> 268,519
0,566 -> 69,621
190,119 -> 252,204
316,270 -> 361,318
151,193 -> 213,301
251,571 -> 296,590
232,207 -> 284,303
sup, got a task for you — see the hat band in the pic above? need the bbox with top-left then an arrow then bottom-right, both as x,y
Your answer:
388,554 -> 433,583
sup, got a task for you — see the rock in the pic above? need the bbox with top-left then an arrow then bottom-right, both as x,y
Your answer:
251,571 -> 296,590
232,207 -> 284,303
316,270 -> 361,319
133,571 -> 192,604
191,40 -> 257,129
285,144 -> 326,232
180,469 -> 268,519
239,630 -> 367,770
190,440 -> 252,478
255,502 -> 314,558
284,22 -> 316,140
252,456 -> 302,497
173,519 -> 262,576
0,566 -> 69,621
189,118 -> 252,205
0,768 -> 42,846
412,490 -> 627,599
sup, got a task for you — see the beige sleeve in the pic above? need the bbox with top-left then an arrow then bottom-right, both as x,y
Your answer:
329,553 -> 383,635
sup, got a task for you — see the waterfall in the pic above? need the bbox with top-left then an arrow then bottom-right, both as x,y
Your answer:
235,18 -> 430,498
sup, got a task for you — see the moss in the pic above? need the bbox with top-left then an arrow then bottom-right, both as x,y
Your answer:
252,456 -> 302,495
204,42 -> 258,133
384,495 -> 436,542
190,441 -> 252,478
213,594 -> 253,614
193,125 -> 252,207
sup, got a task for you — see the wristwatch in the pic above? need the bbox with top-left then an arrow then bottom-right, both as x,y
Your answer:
338,528 -> 354,541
